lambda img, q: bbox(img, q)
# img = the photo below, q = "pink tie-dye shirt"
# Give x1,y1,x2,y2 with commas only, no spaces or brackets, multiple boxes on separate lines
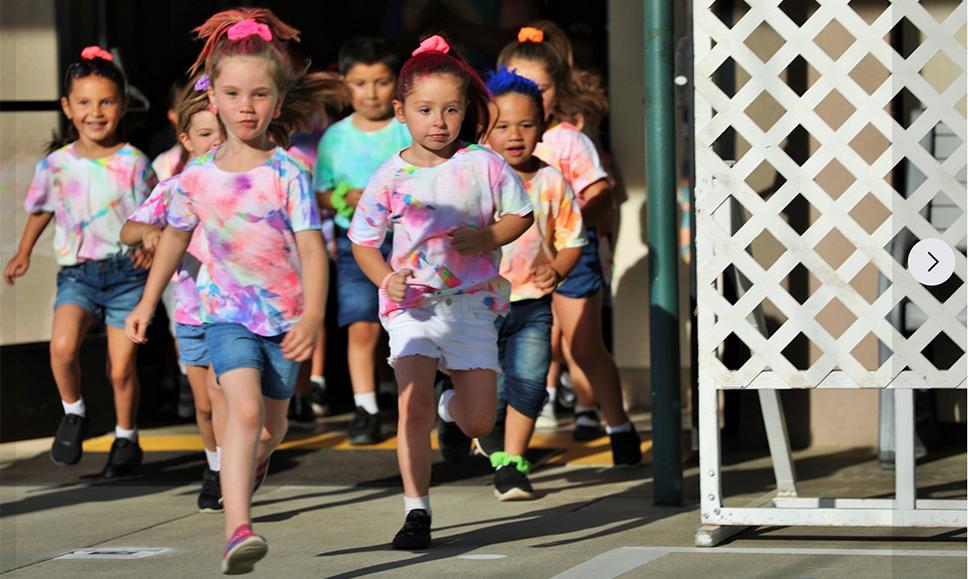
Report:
127,177,205,326
348,143,532,319
152,144,184,181
500,165,587,301
166,147,321,336
25,143,157,266
533,122,608,203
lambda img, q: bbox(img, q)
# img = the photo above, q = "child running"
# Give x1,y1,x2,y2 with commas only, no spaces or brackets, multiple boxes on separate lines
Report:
125,8,343,574
120,75,225,512
499,26,642,466
315,36,411,445
349,35,533,549
476,67,586,499
4,46,156,477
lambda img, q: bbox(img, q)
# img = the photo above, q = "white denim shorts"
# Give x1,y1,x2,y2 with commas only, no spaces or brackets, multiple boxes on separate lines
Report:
383,294,501,373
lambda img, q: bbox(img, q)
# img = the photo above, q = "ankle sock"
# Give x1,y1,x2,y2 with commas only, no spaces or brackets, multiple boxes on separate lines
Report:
205,448,221,472
115,426,137,441
605,421,633,435
310,375,326,388
574,405,599,427
437,389,455,423
62,398,86,417
354,392,378,415
545,387,557,406
403,495,431,517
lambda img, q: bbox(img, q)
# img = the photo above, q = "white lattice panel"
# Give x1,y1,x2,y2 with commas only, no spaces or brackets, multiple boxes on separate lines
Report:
695,0,967,390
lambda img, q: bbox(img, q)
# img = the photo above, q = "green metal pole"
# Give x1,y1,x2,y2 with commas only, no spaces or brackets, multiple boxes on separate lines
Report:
645,0,683,506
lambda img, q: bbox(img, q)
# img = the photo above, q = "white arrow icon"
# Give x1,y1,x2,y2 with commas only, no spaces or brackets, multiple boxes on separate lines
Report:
908,239,955,286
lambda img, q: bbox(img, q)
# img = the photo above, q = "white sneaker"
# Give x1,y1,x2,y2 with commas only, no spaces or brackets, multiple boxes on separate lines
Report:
535,398,559,429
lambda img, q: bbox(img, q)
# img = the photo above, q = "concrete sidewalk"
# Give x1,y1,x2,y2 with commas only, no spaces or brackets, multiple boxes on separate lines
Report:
0,431,965,578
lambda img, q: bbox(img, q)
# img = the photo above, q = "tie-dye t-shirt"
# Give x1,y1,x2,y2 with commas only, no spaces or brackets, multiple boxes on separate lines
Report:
314,115,412,195
127,176,205,326
152,144,184,181
166,147,321,336
533,122,608,203
500,165,587,301
348,143,532,319
25,143,156,266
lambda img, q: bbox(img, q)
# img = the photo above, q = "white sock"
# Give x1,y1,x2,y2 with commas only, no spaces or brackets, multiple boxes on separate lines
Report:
310,375,326,388
354,392,379,415
545,387,557,406
115,426,137,441
62,398,86,417
403,495,431,517
605,421,633,435
437,389,455,423
575,405,599,427
205,448,220,472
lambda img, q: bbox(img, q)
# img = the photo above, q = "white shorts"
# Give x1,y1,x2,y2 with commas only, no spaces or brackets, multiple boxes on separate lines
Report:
383,294,501,373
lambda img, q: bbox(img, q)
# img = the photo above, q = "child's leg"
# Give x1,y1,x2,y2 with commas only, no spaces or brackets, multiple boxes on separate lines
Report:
394,356,438,499
217,368,264,538
448,369,497,439
186,365,217,452
553,291,629,428
311,327,326,378
105,326,140,430
257,397,289,464
546,317,563,392
501,302,553,456
347,321,381,399
49,305,93,405
207,368,227,449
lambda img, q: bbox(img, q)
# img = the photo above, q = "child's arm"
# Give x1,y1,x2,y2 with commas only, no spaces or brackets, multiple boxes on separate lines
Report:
575,180,614,229
532,247,582,294
125,225,192,343
450,213,534,256
352,244,412,303
280,230,328,362
3,212,53,285
120,222,163,253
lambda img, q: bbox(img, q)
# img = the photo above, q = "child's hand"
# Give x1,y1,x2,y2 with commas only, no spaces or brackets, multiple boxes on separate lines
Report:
142,227,162,253
450,226,492,256
346,188,364,208
383,269,414,303
125,302,154,344
3,253,30,286
129,247,153,270
280,317,319,361
531,264,562,294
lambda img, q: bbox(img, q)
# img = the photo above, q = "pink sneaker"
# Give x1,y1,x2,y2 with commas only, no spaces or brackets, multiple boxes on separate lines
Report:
221,524,267,575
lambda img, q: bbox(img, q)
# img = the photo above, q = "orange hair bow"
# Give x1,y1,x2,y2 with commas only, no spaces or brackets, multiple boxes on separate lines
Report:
517,26,544,44
80,46,113,62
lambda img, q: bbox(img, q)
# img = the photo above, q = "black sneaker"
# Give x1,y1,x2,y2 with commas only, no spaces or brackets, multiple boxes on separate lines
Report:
348,406,381,445
101,437,144,478
610,428,643,467
198,468,223,513
392,509,431,550
474,420,504,458
435,379,471,463
50,413,88,466
494,465,535,501
573,410,605,441
288,395,316,429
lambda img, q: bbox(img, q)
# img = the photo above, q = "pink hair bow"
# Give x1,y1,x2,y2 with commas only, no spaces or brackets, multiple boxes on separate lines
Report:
227,19,273,42
80,46,113,62
412,35,450,56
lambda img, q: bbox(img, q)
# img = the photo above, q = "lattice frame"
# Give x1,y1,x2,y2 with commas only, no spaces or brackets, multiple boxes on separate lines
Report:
695,0,967,390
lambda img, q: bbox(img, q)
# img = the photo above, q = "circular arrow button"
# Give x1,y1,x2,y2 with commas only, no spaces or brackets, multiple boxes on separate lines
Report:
907,238,955,286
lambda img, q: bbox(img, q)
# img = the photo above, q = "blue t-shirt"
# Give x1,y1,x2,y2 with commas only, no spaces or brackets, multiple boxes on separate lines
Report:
313,115,412,192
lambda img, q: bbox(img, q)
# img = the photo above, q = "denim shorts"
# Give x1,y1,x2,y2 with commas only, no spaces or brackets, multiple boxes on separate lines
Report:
175,323,209,367
495,296,553,421
204,323,300,400
335,227,391,327
54,255,147,329
555,228,604,299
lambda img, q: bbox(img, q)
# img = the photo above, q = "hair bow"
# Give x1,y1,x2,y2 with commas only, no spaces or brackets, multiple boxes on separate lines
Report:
227,19,273,42
517,26,544,44
412,35,450,56
193,74,210,92
80,46,113,62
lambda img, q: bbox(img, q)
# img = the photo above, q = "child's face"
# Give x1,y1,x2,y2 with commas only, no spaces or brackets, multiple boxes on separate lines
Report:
179,110,222,158
61,75,125,145
345,62,396,121
394,73,466,156
506,58,555,121
487,93,541,170
209,56,280,145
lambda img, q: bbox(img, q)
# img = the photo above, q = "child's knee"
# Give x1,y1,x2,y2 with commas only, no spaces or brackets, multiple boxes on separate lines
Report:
459,414,495,438
108,364,136,387
398,397,436,432
49,337,79,364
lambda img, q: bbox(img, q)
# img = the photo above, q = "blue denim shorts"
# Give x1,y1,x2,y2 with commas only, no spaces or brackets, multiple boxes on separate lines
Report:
555,228,604,299
495,296,553,421
54,255,147,328
203,323,299,400
175,323,209,367
335,228,391,327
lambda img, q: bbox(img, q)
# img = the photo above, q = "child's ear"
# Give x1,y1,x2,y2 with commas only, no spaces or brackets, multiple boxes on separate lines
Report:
392,99,406,124
60,96,72,120
178,132,194,154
